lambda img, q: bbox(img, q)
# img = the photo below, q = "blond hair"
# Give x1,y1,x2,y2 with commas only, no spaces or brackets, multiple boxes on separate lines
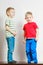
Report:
25,11,32,18
6,7,14,16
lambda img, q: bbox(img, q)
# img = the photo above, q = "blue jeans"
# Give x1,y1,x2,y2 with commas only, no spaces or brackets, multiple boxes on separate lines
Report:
26,39,38,64
6,37,15,62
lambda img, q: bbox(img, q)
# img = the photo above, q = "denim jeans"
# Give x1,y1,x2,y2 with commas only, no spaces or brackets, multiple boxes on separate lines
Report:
6,37,15,62
26,39,38,64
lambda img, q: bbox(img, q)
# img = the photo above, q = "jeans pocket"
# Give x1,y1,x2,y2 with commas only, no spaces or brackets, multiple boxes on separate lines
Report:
34,39,37,43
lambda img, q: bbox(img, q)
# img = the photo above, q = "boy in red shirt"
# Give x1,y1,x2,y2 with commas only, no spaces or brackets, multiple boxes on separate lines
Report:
23,12,39,64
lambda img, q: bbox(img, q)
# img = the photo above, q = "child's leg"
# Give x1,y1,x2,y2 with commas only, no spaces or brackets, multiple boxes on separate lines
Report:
31,39,38,63
6,37,15,62
26,39,31,63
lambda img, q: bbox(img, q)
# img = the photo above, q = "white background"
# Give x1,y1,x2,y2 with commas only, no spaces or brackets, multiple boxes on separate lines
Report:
0,0,43,63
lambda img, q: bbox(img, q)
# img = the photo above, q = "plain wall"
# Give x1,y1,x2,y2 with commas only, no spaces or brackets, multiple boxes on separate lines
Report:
0,0,43,63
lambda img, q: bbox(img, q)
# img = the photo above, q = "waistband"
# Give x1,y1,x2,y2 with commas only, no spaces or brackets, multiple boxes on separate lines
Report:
26,38,35,40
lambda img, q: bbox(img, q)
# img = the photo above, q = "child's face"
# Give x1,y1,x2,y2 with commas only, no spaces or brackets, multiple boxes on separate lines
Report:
8,9,15,18
25,14,33,22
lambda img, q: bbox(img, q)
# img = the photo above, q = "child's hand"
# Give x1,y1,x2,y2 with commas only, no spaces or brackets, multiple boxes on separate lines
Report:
23,39,26,43
13,32,16,36
35,37,38,41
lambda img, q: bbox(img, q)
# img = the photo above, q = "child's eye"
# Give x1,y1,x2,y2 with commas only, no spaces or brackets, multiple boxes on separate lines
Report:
30,17,31,18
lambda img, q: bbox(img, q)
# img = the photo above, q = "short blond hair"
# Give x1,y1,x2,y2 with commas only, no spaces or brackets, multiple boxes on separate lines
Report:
6,7,14,16
25,11,33,18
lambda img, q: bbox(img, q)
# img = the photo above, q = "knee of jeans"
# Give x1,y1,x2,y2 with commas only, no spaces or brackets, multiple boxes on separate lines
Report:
26,51,30,56
8,49,14,53
31,50,36,54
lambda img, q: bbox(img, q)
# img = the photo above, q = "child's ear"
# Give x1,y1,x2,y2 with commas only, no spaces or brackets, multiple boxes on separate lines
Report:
25,17,26,19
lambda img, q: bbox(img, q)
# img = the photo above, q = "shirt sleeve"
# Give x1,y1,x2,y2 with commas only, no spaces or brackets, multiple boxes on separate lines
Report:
33,22,38,29
5,19,9,26
23,25,25,31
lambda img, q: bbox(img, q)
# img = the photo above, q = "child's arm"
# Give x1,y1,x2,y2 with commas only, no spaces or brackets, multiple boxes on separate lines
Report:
23,31,26,43
36,28,39,41
6,25,16,36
